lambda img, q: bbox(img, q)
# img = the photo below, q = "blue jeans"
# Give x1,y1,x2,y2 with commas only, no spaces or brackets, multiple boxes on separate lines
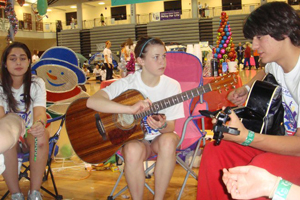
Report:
244,57,251,69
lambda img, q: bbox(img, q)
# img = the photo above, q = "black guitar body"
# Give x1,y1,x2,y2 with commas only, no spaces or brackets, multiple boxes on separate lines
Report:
234,74,285,135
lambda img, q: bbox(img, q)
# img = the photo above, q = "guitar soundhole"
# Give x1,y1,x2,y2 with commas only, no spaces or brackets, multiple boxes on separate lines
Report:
113,113,136,130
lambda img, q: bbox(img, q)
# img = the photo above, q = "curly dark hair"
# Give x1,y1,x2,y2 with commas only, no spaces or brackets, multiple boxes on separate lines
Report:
0,42,32,112
243,2,300,46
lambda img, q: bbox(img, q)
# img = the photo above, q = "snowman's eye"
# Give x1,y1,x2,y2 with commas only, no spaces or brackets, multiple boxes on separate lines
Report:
49,70,52,73
61,72,64,75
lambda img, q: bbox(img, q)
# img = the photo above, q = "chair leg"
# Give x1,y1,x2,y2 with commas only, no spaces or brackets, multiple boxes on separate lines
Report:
107,168,127,199
1,190,10,200
40,165,63,200
176,137,203,199
108,157,156,199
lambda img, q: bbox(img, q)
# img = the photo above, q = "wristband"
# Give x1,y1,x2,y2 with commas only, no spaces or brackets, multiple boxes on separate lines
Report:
272,178,292,200
158,122,167,130
269,177,281,198
36,119,45,127
244,85,250,92
241,130,255,146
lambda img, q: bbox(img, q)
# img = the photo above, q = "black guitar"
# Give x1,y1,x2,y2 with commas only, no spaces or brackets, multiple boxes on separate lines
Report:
234,73,285,135
200,74,285,135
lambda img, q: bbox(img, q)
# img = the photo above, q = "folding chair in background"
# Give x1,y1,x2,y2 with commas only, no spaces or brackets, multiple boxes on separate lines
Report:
108,51,209,200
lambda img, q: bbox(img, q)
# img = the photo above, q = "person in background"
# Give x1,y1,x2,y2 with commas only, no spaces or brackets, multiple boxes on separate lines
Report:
125,38,135,62
197,2,300,199
31,50,39,64
93,64,102,82
243,42,251,70
235,42,244,68
119,42,127,77
82,65,90,80
103,41,113,80
253,49,260,69
87,36,184,199
100,13,105,26
125,38,136,73
223,165,300,200
100,65,106,81
0,42,48,200
70,16,75,29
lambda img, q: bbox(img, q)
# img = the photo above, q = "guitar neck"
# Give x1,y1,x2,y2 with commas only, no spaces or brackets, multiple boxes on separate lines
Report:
134,84,211,120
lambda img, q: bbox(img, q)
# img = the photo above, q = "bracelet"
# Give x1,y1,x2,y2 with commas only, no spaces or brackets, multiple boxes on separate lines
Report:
244,85,250,92
272,178,292,200
36,119,45,127
241,130,255,146
158,122,167,130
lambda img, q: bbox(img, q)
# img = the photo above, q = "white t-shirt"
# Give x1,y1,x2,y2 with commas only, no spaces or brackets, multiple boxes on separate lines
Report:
0,76,46,128
103,70,185,140
0,154,4,175
265,56,300,136
82,69,89,76
32,54,39,63
102,69,106,81
103,48,112,64
93,68,102,77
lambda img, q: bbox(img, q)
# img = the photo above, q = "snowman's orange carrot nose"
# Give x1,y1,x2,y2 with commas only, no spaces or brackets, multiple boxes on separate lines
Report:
47,72,57,80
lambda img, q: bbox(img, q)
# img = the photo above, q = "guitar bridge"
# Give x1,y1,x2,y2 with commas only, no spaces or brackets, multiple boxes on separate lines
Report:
95,114,107,141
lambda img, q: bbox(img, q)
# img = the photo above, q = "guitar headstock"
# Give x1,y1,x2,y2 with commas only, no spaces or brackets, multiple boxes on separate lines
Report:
210,73,238,92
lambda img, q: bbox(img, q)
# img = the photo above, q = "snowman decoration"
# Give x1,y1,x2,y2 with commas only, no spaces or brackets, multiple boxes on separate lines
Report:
32,46,89,118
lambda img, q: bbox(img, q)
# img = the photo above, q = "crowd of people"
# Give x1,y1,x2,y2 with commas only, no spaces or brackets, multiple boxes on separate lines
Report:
235,41,262,70
1,2,300,200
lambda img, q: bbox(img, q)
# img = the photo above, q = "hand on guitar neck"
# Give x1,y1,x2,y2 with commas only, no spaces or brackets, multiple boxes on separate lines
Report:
227,85,249,106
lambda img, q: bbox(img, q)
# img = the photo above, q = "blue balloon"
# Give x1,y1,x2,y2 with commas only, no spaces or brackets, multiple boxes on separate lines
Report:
226,32,230,36
221,40,225,44
214,53,218,58
216,48,220,53
224,28,228,32
225,25,228,28
223,36,227,40
219,44,223,48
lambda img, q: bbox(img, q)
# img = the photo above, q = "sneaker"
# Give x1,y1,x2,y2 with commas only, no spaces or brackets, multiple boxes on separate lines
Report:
27,190,42,200
11,193,25,200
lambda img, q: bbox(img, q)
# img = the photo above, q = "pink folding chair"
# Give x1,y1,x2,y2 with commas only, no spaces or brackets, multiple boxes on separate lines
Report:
108,51,208,200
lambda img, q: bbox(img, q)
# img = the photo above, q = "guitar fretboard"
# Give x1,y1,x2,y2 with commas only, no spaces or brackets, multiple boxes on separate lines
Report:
134,84,211,120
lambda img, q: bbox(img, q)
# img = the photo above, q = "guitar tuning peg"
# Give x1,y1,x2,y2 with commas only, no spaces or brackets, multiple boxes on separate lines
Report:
232,85,236,89
219,89,222,94
225,87,229,91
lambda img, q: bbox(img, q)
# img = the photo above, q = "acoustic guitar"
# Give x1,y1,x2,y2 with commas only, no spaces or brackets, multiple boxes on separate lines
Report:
65,74,237,164
234,73,285,135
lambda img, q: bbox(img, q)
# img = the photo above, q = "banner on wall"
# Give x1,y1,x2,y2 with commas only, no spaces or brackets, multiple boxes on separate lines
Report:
111,0,161,6
160,10,181,21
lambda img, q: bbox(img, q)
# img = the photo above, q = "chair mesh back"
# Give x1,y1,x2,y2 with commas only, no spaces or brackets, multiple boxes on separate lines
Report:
164,52,204,149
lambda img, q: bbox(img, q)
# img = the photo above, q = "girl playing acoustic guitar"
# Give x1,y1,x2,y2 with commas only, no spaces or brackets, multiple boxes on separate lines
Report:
87,37,184,200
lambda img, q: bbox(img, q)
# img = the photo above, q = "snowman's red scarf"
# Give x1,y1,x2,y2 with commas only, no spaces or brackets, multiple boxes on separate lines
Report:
47,86,81,102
